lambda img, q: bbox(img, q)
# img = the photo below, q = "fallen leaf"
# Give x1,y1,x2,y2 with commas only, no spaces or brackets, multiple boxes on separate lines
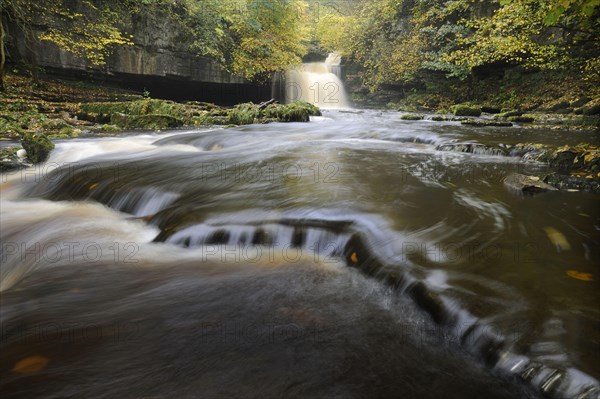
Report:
544,227,571,251
89,183,98,190
566,270,593,281
350,252,358,263
12,356,49,374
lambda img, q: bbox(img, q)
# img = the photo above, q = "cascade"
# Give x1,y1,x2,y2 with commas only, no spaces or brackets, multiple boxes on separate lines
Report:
283,52,350,108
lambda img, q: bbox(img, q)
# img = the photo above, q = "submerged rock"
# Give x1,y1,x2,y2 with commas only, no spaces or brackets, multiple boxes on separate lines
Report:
508,115,536,123
461,119,513,127
0,147,31,172
400,114,424,120
544,173,600,192
436,142,506,156
504,173,558,194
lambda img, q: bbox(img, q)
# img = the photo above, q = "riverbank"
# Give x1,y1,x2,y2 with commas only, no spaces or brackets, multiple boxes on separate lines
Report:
346,67,600,132
0,73,320,140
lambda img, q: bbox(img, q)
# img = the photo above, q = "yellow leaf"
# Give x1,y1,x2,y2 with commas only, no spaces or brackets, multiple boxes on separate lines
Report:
89,183,98,190
544,227,571,251
12,356,49,374
350,252,358,263
566,270,593,281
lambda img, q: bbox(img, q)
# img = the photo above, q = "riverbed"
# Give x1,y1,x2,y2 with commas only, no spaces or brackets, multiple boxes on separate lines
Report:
1,110,598,398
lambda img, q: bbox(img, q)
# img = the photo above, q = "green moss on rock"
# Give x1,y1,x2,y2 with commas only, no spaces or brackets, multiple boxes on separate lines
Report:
20,133,55,163
400,114,424,120
461,119,513,127
227,101,321,125
453,104,482,117
111,113,184,130
508,115,535,123
228,103,261,125
496,110,523,118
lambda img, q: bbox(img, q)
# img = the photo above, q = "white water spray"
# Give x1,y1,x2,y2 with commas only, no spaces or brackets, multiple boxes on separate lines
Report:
285,53,350,109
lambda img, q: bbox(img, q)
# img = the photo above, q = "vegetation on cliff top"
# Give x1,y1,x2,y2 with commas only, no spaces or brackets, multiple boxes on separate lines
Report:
315,0,599,90
0,0,311,87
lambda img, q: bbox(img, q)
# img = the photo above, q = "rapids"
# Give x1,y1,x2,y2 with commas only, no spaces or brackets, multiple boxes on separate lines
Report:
1,109,598,398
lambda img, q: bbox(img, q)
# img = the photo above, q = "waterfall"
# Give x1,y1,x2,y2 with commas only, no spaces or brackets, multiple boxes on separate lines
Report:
284,52,350,109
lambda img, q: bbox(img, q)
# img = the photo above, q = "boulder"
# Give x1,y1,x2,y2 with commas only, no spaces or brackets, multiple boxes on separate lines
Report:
504,173,558,194
453,105,482,117
19,133,55,163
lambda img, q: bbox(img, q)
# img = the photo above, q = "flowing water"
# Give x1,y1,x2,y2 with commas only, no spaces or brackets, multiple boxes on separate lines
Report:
284,53,350,108
1,110,599,398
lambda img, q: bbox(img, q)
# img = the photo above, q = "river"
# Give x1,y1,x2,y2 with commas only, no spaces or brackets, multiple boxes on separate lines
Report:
1,109,598,398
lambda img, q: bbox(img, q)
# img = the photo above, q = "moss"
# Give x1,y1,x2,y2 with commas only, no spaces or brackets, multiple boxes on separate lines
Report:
481,106,502,114
401,114,424,120
431,115,448,121
461,119,513,127
582,104,600,115
226,101,321,125
0,146,27,172
265,101,320,122
80,102,131,116
60,126,78,136
452,104,482,117
41,118,71,131
508,115,535,123
111,114,184,130
496,110,523,118
227,103,261,125
100,124,121,132
20,133,55,163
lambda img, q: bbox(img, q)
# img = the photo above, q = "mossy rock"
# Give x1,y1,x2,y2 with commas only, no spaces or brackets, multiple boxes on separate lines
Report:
461,119,513,127
19,133,55,163
508,115,535,123
227,103,261,125
481,106,502,114
496,110,523,118
111,113,184,130
582,103,600,116
570,97,590,108
100,124,122,133
452,104,482,117
400,114,424,120
541,100,570,112
80,102,131,115
262,101,321,123
41,118,71,131
0,146,28,172
431,115,449,121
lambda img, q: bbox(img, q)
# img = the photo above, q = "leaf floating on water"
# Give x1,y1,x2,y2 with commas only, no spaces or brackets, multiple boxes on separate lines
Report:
89,183,98,190
350,252,358,263
544,227,571,251
12,356,49,374
566,270,593,281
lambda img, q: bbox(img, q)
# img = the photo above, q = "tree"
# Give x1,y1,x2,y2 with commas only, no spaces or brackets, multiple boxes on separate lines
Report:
313,0,600,90
227,0,310,79
139,0,311,80
0,0,134,90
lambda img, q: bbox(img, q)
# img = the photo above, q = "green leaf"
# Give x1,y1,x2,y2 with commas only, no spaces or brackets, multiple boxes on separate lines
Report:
544,6,565,26
581,0,600,16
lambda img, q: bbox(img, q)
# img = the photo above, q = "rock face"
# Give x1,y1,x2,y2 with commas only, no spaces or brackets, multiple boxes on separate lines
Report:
504,173,558,194
7,9,270,103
